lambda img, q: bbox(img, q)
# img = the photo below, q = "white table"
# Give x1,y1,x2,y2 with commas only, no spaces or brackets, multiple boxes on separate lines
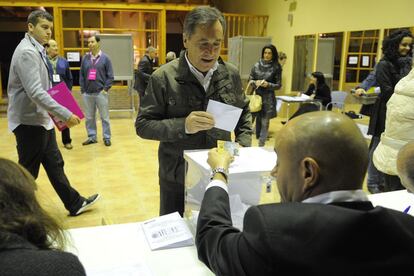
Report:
66,222,213,276
368,189,414,215
276,95,323,121
356,123,372,140
65,190,413,276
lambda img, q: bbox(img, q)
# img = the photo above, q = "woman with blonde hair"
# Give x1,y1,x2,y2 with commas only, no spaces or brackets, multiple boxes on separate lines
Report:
0,158,86,275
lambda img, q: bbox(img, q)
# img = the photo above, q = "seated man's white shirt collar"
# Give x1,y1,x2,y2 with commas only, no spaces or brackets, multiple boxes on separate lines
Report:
302,190,369,204
185,52,218,92
206,180,228,193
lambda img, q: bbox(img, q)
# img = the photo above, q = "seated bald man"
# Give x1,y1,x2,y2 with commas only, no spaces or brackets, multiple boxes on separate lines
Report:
196,111,414,276
397,141,414,192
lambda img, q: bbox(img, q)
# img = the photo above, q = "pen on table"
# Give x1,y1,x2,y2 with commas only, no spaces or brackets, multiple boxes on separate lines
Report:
403,205,411,214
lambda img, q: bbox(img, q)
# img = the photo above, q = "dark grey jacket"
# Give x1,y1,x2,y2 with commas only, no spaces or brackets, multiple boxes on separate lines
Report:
136,51,252,185
134,54,154,96
0,231,86,276
249,59,282,118
79,52,114,94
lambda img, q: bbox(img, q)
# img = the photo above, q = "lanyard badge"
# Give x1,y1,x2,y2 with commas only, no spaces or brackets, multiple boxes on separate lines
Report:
88,69,97,80
88,53,100,81
53,74,61,82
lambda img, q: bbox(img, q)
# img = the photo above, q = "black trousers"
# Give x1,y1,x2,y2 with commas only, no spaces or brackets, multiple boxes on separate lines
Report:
159,181,184,217
383,173,405,192
61,128,72,145
13,125,83,213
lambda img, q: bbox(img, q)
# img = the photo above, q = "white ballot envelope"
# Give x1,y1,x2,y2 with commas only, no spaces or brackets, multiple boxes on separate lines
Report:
206,99,243,132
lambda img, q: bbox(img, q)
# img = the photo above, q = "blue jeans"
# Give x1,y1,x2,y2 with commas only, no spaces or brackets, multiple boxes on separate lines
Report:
82,92,111,140
367,136,384,192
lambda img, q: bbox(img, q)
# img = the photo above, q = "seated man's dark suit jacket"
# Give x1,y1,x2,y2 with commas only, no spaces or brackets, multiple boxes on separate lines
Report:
196,186,414,276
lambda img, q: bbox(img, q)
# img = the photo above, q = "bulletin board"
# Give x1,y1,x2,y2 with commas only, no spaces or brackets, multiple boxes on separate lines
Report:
99,34,134,81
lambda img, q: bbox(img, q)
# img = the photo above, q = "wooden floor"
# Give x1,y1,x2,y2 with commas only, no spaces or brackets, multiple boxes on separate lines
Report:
0,103,368,230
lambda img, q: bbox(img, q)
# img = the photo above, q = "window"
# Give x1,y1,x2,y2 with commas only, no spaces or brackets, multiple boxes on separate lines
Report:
60,9,161,86
345,29,379,85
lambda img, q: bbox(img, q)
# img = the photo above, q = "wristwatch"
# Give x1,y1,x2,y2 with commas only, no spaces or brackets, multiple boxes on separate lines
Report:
210,167,229,182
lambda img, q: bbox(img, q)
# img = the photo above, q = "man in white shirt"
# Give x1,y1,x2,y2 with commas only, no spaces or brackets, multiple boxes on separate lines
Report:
7,10,99,216
196,111,414,275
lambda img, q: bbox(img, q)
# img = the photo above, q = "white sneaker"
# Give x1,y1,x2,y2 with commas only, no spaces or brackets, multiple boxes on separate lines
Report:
70,194,100,216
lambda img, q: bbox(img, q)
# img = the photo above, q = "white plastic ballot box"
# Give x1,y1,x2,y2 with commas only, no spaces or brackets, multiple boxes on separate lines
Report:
184,147,277,230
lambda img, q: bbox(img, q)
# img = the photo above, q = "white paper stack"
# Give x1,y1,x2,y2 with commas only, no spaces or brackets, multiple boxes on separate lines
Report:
142,212,194,250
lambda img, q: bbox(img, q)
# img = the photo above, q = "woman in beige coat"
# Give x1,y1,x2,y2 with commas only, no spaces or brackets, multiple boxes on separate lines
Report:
373,64,414,191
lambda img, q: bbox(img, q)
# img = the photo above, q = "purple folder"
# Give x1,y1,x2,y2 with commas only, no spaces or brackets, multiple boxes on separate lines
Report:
47,82,84,131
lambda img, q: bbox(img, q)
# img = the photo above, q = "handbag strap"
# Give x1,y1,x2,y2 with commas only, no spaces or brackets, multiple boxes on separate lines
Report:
245,80,265,96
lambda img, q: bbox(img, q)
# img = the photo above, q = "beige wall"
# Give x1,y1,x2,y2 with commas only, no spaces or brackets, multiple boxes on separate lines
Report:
220,0,414,92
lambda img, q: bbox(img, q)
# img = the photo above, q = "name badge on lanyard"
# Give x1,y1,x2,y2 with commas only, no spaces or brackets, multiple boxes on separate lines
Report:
88,69,97,80
88,54,100,81
53,74,61,83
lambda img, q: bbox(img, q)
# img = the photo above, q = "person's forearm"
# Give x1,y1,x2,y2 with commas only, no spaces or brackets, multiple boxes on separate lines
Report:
135,115,189,142
234,107,253,147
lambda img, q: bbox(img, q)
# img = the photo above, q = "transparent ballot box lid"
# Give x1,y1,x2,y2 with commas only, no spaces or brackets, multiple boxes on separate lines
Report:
184,147,277,230
351,88,379,105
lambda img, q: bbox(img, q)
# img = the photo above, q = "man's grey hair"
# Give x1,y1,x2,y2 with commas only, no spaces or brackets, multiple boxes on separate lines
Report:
27,10,53,26
183,6,226,38
166,51,176,62
146,46,157,54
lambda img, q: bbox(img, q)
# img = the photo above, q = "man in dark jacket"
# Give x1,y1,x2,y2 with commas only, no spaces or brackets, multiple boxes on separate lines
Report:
135,6,252,216
46,39,74,150
196,111,414,276
134,46,156,98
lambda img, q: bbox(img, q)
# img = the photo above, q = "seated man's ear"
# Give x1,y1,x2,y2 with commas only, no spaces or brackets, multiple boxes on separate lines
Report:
183,34,188,47
300,157,320,194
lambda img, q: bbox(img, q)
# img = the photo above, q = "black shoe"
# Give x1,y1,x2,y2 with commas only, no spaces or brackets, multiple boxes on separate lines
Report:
82,138,97,146
104,139,111,146
69,194,100,216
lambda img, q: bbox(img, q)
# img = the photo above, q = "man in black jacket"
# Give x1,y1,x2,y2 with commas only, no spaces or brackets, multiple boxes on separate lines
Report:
136,7,252,216
134,46,156,98
196,111,414,276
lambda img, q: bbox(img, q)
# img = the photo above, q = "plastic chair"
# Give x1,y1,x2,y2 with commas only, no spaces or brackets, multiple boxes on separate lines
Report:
326,91,348,112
